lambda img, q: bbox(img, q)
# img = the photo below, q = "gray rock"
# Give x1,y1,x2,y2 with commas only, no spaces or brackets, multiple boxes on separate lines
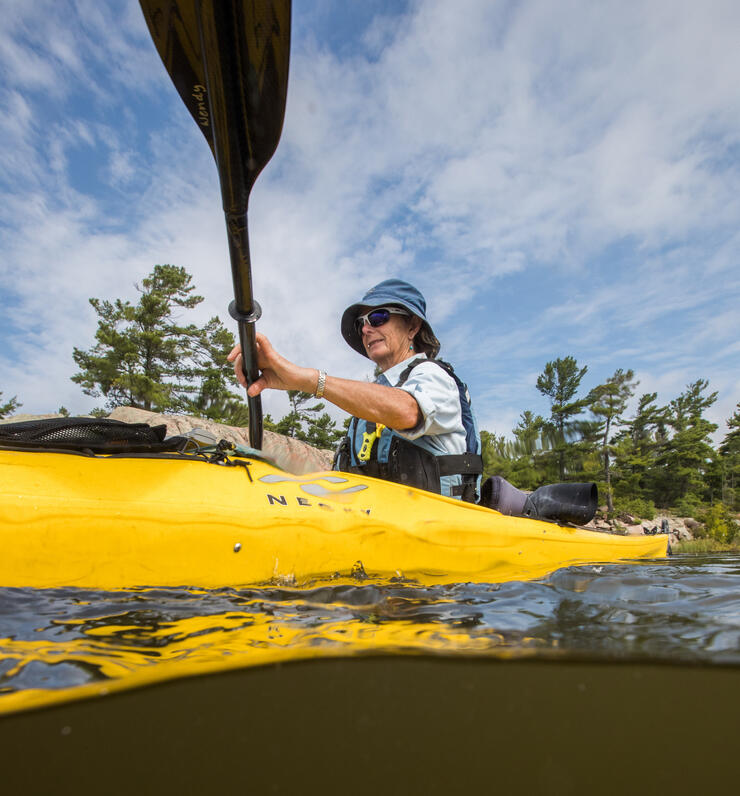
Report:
0,413,67,424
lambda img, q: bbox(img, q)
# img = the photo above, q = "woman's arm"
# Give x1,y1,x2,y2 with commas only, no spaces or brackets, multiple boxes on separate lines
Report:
318,374,421,430
228,334,421,430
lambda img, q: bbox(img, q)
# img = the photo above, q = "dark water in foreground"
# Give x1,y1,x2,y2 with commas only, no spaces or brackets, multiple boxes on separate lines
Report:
1,553,739,701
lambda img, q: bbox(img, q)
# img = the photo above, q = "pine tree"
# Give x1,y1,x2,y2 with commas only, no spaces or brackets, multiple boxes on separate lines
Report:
612,392,668,501
719,402,740,509
480,430,515,481
536,356,590,480
270,391,344,448
188,389,250,427
509,411,551,489
512,410,545,455
720,403,740,457
0,392,21,419
271,391,317,438
302,412,345,449
72,265,243,415
589,369,638,512
184,317,249,423
656,380,718,506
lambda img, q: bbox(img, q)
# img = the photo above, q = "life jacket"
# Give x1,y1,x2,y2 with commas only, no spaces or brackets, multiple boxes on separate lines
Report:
333,357,483,501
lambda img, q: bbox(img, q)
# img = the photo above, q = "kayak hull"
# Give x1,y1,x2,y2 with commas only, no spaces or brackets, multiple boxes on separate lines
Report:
0,449,668,589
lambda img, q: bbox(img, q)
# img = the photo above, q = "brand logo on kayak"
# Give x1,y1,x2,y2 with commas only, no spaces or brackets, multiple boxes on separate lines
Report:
192,84,209,128
258,474,368,506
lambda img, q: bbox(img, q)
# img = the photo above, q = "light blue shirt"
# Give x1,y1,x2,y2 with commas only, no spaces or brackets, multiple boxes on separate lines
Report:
378,354,466,497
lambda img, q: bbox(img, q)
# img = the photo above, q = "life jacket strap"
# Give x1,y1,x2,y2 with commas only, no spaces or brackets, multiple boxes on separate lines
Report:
437,452,483,477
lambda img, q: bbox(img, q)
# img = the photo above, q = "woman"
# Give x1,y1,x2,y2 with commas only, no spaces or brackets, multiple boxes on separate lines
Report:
229,279,482,500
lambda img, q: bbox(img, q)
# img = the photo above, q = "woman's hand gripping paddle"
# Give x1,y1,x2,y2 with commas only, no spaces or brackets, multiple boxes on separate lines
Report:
139,0,291,449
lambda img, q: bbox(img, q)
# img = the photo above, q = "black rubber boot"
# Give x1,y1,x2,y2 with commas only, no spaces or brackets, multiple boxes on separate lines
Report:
522,483,598,526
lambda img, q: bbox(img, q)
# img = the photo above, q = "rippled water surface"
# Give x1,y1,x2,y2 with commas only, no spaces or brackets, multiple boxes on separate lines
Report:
1,553,739,710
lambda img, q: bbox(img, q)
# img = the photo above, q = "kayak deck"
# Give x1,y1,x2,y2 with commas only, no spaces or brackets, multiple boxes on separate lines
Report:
0,449,668,589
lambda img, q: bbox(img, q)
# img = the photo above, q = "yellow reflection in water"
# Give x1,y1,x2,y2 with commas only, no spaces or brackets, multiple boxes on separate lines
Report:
0,597,551,716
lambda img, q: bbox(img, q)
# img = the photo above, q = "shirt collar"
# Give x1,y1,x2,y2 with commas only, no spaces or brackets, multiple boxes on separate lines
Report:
378,352,428,384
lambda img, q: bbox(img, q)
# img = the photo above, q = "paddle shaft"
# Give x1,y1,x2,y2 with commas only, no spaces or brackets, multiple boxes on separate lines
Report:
225,210,263,449
198,1,266,448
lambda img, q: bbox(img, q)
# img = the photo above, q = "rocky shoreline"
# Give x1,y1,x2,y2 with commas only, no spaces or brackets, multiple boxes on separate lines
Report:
584,512,694,549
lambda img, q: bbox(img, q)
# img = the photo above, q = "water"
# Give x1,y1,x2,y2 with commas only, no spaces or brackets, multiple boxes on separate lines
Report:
1,552,738,712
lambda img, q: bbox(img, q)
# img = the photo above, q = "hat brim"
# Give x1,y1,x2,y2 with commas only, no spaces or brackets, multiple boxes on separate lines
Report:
341,299,439,359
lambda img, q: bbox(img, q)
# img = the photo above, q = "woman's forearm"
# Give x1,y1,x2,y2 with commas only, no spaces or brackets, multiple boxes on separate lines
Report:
290,366,420,429
320,373,421,430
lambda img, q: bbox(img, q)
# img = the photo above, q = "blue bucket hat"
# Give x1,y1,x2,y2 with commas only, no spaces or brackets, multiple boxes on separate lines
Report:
341,278,440,359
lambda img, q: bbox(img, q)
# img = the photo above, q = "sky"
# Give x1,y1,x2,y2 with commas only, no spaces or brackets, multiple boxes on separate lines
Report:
1,0,738,443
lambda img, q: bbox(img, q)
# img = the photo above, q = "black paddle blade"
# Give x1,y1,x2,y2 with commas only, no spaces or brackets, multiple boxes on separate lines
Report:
140,0,291,211
198,0,291,211
139,0,216,153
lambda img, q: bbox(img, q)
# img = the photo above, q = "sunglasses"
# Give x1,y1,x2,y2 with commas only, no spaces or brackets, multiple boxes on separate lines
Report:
355,306,410,331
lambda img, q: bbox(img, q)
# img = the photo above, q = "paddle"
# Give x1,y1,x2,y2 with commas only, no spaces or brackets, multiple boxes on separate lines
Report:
139,0,291,449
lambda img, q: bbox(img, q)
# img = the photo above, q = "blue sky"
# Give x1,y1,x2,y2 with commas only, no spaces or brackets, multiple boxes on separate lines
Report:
1,0,738,442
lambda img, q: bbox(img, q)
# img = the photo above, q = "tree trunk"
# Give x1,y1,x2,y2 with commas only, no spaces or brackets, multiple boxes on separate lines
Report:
603,419,613,513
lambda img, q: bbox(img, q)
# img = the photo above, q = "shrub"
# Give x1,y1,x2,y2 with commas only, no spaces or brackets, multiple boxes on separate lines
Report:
698,504,739,544
612,497,656,521
672,496,704,519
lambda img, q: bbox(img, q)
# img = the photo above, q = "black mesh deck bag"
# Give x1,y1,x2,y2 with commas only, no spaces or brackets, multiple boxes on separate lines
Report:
0,417,186,454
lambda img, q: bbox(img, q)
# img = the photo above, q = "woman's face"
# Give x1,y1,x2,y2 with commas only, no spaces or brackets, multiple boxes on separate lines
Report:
359,308,421,370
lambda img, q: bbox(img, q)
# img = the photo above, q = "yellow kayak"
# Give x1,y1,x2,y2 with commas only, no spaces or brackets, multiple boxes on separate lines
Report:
0,447,667,589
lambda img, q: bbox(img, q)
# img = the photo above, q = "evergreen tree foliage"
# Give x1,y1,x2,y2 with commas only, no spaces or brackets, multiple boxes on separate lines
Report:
509,411,552,489
611,392,668,502
589,368,638,511
512,410,545,454
654,380,718,506
536,356,590,480
480,430,514,482
273,390,344,449
71,265,245,416
189,390,250,427
719,403,740,509
185,319,249,425
720,403,740,456
302,411,345,449
475,367,732,518
0,392,21,419
271,391,317,438
480,413,555,490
